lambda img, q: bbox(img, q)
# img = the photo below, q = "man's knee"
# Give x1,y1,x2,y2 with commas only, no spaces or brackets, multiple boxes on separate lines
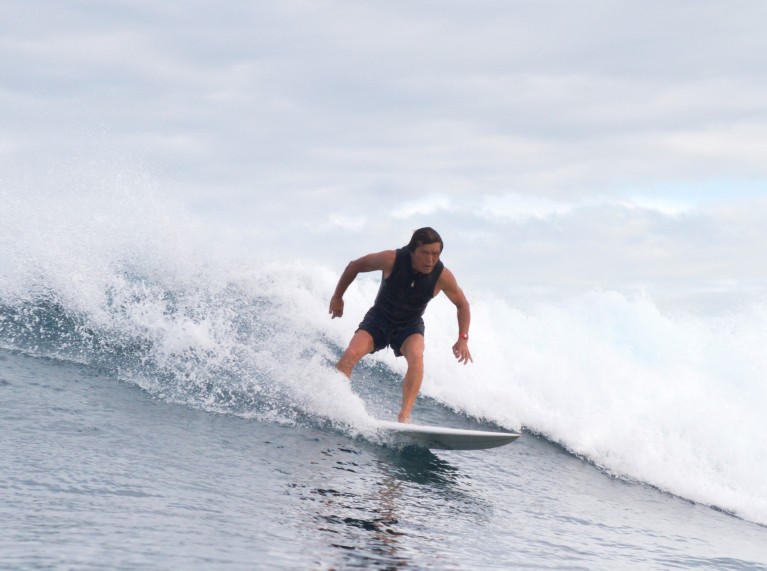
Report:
401,334,425,363
341,345,366,364
342,331,374,362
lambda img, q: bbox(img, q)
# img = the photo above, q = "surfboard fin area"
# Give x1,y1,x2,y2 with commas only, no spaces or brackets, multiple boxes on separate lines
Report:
376,420,521,451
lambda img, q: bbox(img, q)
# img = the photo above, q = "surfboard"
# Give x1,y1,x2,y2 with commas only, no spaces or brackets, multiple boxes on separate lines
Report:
377,420,520,451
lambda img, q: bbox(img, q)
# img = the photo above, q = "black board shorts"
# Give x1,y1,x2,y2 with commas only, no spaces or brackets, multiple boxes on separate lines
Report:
357,306,425,357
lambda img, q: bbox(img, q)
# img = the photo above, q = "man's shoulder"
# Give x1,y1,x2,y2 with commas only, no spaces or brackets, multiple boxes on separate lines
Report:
358,249,396,272
376,249,398,262
436,265,457,285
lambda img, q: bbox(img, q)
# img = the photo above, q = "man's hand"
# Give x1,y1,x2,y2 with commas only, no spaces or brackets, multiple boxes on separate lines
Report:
329,296,344,319
452,338,473,364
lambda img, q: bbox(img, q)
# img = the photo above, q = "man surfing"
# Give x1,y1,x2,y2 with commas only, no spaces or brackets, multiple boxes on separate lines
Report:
329,227,472,423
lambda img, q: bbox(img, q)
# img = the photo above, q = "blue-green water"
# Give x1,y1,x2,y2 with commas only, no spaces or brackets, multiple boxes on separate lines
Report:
2,348,765,570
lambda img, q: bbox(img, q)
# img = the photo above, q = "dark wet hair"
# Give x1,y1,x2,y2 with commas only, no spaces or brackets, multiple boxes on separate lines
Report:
407,227,443,252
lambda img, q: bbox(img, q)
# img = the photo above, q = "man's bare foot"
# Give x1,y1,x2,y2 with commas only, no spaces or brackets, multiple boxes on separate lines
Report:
397,411,410,423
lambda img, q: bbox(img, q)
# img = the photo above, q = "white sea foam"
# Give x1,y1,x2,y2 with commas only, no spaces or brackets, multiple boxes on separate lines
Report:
0,173,372,431
417,289,767,527
2,176,765,526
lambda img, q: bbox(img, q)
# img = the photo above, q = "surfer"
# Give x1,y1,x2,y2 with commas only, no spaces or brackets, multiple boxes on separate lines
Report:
329,227,472,423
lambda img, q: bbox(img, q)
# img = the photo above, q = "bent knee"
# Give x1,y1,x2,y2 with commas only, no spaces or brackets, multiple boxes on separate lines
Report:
341,346,368,363
343,332,374,361
401,340,424,362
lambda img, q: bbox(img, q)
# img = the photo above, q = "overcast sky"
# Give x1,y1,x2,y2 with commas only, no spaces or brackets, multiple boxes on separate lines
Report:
3,1,767,297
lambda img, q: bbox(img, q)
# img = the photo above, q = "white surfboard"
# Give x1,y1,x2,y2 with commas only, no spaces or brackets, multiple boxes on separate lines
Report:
377,420,520,451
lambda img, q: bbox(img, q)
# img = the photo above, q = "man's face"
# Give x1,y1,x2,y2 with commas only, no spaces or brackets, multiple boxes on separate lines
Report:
411,242,442,274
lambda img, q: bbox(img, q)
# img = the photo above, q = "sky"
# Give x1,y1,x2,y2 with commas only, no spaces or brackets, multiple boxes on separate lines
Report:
2,0,767,297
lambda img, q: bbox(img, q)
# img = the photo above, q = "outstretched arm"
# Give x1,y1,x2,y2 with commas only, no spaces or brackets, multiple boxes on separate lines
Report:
438,268,473,364
329,250,395,318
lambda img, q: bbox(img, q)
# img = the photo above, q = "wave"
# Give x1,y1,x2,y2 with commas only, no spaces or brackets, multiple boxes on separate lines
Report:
0,178,372,430
1,179,766,527
419,289,767,527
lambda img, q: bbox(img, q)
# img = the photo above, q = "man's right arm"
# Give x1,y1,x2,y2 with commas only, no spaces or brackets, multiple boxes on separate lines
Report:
329,250,395,319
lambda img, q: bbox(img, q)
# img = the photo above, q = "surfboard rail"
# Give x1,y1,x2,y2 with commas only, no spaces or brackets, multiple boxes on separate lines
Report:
377,420,521,451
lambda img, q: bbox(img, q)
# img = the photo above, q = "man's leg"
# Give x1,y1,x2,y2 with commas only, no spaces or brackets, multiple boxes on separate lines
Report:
397,334,425,423
336,330,375,377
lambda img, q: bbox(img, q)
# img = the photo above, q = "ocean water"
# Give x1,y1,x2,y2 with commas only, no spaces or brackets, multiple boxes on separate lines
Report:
2,186,767,569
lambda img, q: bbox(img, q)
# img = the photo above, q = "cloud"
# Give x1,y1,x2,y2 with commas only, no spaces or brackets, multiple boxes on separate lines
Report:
477,194,573,221
3,0,767,293
391,195,452,219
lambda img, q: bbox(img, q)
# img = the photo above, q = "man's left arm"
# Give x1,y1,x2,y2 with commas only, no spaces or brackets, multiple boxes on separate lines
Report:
439,268,473,365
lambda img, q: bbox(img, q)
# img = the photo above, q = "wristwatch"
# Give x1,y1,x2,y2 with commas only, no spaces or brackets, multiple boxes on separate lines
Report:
459,332,469,340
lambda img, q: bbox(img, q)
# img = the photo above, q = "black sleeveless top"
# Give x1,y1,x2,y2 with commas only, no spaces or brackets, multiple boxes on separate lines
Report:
372,247,444,325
